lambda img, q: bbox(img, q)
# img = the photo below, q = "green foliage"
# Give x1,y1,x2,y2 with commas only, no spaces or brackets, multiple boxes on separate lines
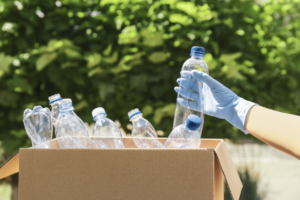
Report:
0,0,300,153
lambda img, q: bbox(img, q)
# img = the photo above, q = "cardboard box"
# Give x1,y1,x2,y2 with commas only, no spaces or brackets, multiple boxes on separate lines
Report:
0,138,242,200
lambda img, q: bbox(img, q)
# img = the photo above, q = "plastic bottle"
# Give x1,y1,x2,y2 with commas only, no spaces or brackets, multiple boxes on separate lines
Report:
165,114,202,148
23,106,53,148
48,93,63,126
173,46,208,134
92,107,124,148
55,99,97,148
128,108,164,148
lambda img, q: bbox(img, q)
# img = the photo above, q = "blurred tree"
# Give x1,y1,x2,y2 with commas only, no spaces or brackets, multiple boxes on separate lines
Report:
0,0,300,155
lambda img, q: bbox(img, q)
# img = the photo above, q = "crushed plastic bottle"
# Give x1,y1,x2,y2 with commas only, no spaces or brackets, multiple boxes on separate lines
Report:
23,106,53,148
173,46,208,134
55,99,98,148
92,107,123,148
165,114,202,148
128,108,164,148
48,93,63,126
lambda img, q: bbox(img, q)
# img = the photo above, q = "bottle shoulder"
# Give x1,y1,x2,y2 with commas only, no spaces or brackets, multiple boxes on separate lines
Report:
95,118,118,128
182,57,208,73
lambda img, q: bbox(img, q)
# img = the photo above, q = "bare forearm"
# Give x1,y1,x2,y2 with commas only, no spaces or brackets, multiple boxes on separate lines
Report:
245,106,300,160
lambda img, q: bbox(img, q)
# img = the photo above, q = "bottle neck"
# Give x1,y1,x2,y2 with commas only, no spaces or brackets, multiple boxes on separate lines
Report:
130,114,143,121
94,113,107,121
59,110,75,117
191,55,203,60
50,102,60,108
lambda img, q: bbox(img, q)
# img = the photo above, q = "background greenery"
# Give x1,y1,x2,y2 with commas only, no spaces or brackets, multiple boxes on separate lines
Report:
0,0,300,156
1,0,300,199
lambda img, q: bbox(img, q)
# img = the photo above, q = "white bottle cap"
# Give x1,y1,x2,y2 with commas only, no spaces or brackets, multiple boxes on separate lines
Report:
49,93,62,104
128,108,142,120
92,107,106,118
61,98,72,104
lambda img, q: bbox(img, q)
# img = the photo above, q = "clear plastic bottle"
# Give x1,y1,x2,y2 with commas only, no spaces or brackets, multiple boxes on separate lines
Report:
23,106,53,148
48,93,63,126
55,99,97,148
165,114,202,148
173,46,208,134
128,108,164,148
92,107,124,148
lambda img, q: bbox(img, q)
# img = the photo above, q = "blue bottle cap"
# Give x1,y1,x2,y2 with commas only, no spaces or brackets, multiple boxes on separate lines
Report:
185,114,202,131
190,46,205,58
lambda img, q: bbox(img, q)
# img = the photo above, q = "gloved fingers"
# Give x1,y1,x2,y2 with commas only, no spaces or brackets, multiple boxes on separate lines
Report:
174,87,199,102
177,98,199,111
176,78,199,93
191,70,221,89
180,71,198,82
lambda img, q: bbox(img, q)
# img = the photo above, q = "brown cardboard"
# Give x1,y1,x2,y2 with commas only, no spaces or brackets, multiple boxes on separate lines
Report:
0,138,242,200
0,152,19,179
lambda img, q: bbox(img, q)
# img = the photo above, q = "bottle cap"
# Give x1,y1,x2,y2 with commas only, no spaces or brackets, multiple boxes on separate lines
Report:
190,46,205,58
59,99,74,111
49,93,62,104
128,108,142,120
185,114,202,131
92,107,106,118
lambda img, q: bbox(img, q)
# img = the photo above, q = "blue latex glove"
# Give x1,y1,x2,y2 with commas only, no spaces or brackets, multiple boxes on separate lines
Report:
174,70,257,134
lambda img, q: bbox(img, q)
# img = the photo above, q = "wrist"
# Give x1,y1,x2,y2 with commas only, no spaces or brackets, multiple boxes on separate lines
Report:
227,98,257,134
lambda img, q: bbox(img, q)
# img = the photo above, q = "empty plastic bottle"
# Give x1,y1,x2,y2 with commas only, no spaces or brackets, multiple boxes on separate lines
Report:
55,99,97,148
92,107,124,148
128,108,164,148
165,114,202,148
23,106,53,148
48,93,63,126
173,46,208,134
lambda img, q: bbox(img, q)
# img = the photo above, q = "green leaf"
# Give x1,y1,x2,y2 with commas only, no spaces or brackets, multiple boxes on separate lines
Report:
142,105,153,117
74,100,89,111
153,104,176,124
176,2,197,16
88,68,104,77
141,29,164,47
61,62,78,69
64,48,81,58
104,51,118,64
118,26,140,45
103,43,113,56
220,52,242,63
148,52,168,63
169,14,193,26
0,53,14,73
36,53,58,71
85,53,102,68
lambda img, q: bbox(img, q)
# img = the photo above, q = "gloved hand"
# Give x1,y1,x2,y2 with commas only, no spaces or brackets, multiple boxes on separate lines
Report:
175,70,257,134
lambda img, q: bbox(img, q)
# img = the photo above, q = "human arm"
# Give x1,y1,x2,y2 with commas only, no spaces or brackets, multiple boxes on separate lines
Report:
245,106,300,159
175,70,300,160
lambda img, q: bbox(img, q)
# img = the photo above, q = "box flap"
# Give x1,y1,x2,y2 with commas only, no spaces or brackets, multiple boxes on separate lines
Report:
0,152,19,179
214,139,242,200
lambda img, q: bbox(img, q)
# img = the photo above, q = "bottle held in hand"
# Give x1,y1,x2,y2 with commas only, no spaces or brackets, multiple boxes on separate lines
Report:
165,114,202,148
92,107,123,148
173,46,208,134
23,106,53,148
55,99,97,148
48,93,63,126
128,108,164,148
